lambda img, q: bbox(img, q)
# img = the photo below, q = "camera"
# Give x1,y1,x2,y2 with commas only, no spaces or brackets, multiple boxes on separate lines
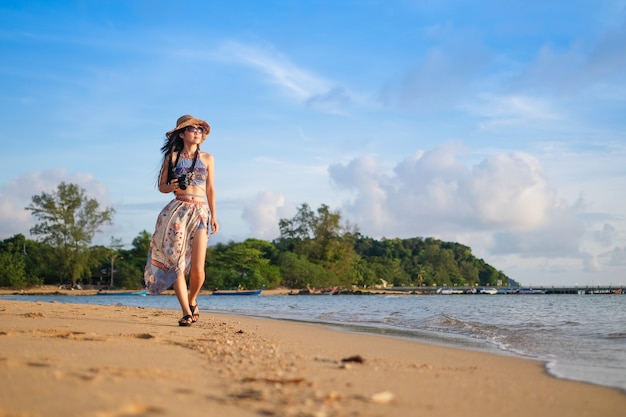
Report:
177,174,190,190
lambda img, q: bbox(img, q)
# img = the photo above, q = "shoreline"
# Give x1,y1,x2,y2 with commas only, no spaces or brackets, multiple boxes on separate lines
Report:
0,285,293,297
1,299,624,416
3,283,624,298
0,285,394,297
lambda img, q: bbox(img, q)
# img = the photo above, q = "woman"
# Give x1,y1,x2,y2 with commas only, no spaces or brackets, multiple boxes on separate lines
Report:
144,114,219,326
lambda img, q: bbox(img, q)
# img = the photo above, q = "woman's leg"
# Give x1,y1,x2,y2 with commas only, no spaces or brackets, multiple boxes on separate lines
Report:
188,227,208,319
173,274,192,317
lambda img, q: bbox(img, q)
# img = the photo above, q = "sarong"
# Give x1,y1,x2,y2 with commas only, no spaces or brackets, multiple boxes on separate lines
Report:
144,197,210,295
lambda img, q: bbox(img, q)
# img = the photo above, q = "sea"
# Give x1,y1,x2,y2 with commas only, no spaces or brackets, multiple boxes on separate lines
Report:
2,293,625,393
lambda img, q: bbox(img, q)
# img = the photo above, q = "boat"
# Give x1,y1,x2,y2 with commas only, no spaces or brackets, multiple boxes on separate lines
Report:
515,288,546,294
497,288,517,294
479,287,498,295
437,287,464,294
97,290,147,296
212,288,263,296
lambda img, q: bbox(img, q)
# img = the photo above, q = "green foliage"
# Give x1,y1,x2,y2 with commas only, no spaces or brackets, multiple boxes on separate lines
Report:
25,182,114,286
275,203,361,288
366,257,411,287
205,239,281,290
131,230,151,257
28,243,63,284
0,235,43,287
4,192,510,290
0,252,28,287
353,236,504,287
114,261,144,289
87,233,149,289
276,251,336,288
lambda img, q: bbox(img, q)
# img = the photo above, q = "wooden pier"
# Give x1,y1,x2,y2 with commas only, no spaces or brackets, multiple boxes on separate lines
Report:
374,285,625,295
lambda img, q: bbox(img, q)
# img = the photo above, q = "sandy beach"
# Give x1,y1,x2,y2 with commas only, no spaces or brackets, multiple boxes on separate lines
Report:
1,298,624,417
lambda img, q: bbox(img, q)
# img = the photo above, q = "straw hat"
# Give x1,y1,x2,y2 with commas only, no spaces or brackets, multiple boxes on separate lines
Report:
166,114,210,137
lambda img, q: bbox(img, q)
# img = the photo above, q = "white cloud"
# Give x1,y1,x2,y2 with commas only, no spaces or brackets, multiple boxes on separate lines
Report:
219,40,351,114
464,151,559,229
0,170,113,241
329,155,391,231
241,191,295,241
602,246,626,267
325,140,626,285
330,143,580,253
490,208,584,257
583,252,602,273
595,223,617,247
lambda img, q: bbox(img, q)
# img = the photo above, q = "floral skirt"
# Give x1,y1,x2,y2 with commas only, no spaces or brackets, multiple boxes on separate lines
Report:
144,197,210,295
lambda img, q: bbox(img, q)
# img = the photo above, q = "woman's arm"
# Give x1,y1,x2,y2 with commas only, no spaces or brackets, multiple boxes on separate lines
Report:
157,153,178,194
203,152,219,234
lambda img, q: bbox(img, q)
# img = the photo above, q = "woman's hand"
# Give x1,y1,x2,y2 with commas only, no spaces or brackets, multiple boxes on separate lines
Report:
159,179,178,194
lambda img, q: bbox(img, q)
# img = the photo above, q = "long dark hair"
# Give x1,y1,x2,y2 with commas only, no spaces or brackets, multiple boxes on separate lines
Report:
160,131,185,155
156,130,185,185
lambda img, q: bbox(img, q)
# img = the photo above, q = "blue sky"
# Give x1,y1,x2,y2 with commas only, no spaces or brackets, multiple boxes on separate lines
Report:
1,0,625,286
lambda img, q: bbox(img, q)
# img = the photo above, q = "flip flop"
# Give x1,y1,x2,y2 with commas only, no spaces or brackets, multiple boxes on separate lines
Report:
190,304,199,322
178,315,193,326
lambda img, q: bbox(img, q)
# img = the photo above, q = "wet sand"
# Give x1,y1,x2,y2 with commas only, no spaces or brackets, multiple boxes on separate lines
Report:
0,299,624,417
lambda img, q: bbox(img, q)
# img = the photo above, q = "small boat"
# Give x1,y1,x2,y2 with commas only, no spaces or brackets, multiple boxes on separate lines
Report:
515,288,546,294
480,287,498,295
212,288,263,296
437,287,464,294
97,290,147,296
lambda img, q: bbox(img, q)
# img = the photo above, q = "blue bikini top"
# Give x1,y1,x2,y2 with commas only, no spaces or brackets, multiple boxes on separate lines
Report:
171,152,208,189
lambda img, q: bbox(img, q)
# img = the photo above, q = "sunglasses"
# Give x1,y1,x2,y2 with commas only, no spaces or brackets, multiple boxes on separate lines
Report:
185,126,205,134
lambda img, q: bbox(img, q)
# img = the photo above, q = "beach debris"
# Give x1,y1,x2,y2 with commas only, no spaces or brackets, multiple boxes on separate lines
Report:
341,355,365,364
370,391,394,404
241,376,306,385
231,387,266,400
21,312,46,318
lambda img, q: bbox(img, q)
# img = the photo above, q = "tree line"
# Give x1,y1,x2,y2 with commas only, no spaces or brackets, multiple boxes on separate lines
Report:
0,183,509,290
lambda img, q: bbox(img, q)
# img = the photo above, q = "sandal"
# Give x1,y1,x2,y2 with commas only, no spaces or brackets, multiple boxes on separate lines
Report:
190,304,199,322
178,315,193,327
